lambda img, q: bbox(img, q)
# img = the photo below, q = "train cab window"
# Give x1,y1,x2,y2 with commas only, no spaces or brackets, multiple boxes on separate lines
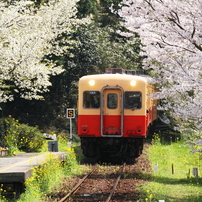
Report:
107,93,118,109
83,91,100,108
124,91,142,109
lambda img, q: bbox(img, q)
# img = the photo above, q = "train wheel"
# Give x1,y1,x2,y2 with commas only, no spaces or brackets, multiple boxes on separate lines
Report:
134,139,143,157
134,140,140,157
96,144,101,160
81,138,96,158
139,139,144,155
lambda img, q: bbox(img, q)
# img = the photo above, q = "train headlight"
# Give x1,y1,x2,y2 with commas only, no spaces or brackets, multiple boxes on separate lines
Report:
89,79,95,86
130,80,136,86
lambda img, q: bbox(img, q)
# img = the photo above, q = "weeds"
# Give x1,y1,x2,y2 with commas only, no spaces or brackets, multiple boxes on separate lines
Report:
18,153,65,202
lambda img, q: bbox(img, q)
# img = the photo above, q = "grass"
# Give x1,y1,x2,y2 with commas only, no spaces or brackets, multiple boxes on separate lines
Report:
138,136,202,202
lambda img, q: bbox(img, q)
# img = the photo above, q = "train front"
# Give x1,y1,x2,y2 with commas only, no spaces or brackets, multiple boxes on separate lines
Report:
77,73,149,159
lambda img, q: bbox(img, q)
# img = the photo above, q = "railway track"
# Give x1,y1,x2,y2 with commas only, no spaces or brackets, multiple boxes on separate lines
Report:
45,144,151,202
58,163,126,202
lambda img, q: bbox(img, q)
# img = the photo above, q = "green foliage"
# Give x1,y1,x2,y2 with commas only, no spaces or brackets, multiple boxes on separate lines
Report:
70,24,102,73
57,134,78,172
77,0,123,26
96,26,143,71
77,0,98,18
98,0,123,27
16,123,45,152
0,116,45,154
0,116,19,155
0,119,6,147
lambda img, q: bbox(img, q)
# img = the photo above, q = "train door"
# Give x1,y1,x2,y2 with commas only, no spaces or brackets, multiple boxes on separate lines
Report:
101,87,123,137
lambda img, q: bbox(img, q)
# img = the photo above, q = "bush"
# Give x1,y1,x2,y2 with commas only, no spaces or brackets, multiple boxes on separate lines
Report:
0,116,19,155
0,116,45,154
16,124,45,152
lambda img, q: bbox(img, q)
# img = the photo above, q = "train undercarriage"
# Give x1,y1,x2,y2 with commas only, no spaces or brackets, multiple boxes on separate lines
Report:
80,137,144,161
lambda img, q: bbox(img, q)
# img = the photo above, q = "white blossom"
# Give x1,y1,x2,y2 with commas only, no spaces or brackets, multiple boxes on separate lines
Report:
119,0,202,133
0,0,90,102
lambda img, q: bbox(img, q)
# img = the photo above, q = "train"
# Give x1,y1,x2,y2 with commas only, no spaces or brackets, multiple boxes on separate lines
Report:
77,68,159,161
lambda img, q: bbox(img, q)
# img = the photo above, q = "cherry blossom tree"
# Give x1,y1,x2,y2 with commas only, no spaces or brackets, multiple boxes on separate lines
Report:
118,0,202,139
0,0,90,102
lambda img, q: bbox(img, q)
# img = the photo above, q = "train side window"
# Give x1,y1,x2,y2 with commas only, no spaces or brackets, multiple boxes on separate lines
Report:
107,93,118,109
124,91,142,109
83,91,100,108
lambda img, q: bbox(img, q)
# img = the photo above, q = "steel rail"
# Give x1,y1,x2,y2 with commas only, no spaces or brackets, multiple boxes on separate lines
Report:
105,162,126,202
58,165,97,202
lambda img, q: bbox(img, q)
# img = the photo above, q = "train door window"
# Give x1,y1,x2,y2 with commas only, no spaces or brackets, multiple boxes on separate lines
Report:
107,93,118,109
124,91,142,109
83,91,100,108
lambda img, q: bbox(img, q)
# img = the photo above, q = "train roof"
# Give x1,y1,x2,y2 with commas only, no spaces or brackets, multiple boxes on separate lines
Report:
79,68,155,84
79,73,155,84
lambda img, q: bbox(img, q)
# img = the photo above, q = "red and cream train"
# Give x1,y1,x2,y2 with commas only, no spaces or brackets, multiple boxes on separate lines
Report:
77,68,158,160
